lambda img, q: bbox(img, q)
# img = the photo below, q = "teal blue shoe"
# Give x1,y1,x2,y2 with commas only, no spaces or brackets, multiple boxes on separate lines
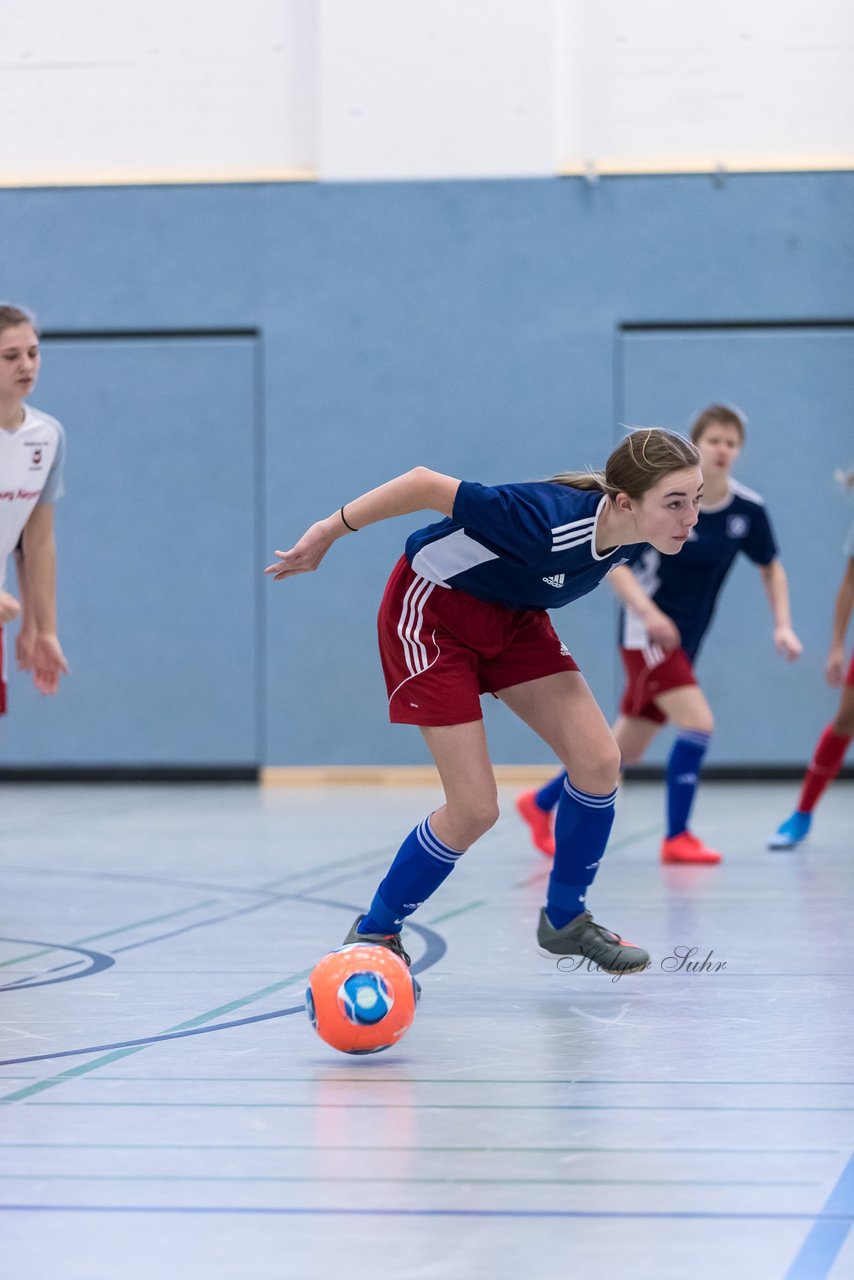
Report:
768,811,812,850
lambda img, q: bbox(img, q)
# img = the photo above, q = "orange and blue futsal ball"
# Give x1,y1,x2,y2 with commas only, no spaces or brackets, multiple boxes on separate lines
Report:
306,943,417,1054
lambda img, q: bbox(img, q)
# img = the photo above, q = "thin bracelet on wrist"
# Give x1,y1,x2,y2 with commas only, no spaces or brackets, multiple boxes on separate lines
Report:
340,505,358,532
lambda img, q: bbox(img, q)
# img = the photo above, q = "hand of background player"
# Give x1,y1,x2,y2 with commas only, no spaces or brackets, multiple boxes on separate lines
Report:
29,633,70,695
774,626,803,662
825,643,846,686
645,609,681,651
265,519,339,581
0,590,21,624
15,624,36,671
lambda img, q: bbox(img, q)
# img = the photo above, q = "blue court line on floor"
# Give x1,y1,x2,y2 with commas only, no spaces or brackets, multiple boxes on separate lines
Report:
0,1173,820,1188
0,864,286,898
0,839,399,900
0,1152,839,1162
426,900,486,925
515,823,662,886
0,1005,307,1072
0,901,219,971
285,860,398,898
108,896,297,955
22,1102,854,1112
783,1150,854,1280
0,939,115,992
258,846,398,890
0,1205,851,1223
0,901,446,1085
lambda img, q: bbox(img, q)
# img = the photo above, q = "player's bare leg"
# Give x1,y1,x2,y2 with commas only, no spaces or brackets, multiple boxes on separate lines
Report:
499,672,650,973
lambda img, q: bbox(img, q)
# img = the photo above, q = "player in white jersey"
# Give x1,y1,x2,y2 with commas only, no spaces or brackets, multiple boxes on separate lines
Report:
770,492,854,849
0,305,69,713
268,428,702,981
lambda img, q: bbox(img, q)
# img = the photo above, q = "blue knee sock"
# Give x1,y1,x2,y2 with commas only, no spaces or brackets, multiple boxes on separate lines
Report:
359,816,464,935
666,730,711,838
535,770,568,812
546,777,617,929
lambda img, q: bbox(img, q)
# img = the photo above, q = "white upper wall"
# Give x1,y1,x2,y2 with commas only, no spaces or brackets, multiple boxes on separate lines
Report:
318,0,556,180
1,0,851,185
559,0,854,173
0,0,316,183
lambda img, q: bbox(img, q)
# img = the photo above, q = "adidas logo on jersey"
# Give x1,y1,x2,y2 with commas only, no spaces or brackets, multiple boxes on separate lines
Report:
542,573,565,588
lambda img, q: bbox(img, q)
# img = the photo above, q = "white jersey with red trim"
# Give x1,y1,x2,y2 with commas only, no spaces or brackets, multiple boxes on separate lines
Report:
0,405,66,590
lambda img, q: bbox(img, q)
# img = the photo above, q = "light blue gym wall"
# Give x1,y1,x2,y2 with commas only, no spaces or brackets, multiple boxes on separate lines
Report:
0,173,851,767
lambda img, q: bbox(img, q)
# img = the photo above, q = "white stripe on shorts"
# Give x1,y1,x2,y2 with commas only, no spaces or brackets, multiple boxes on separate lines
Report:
397,574,436,676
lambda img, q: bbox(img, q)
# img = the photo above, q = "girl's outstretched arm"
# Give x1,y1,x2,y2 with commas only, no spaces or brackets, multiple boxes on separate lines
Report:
265,467,460,581
758,559,803,661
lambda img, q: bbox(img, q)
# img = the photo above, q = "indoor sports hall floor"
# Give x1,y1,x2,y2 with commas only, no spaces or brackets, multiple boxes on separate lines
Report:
1,778,852,1280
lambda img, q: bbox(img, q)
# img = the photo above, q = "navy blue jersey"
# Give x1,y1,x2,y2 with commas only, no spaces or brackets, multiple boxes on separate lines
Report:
405,480,646,611
620,480,778,660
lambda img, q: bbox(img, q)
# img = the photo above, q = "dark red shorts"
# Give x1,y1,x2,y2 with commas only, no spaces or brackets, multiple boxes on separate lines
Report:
846,651,854,687
0,627,6,717
619,645,698,725
378,556,579,725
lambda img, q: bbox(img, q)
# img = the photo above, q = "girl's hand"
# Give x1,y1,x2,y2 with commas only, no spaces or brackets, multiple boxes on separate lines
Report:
645,609,681,651
774,626,803,661
265,520,339,581
15,625,37,670
29,634,70,695
0,590,21,624
826,644,846,686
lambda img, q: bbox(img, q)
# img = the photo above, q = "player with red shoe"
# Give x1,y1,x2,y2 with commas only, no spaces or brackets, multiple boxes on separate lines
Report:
769,507,854,849
517,405,803,865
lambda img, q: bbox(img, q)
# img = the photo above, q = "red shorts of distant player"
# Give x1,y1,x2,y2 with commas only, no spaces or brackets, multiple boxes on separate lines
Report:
378,556,579,726
0,628,7,716
619,645,698,725
846,651,854,687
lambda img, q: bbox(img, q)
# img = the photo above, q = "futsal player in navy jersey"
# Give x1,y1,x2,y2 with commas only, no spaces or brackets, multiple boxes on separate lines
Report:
770,510,854,849
268,428,701,976
517,406,802,865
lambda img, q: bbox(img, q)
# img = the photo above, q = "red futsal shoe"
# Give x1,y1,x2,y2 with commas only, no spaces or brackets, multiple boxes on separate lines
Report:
661,831,722,865
516,789,555,857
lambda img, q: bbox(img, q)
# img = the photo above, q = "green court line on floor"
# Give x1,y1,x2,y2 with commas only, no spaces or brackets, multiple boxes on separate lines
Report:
514,822,663,887
0,965,315,1105
258,845,397,891
426,900,487,926
0,899,220,970
0,1172,819,1188
167,971,314,1031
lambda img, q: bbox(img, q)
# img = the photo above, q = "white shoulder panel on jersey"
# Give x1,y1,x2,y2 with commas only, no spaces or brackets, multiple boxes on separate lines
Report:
729,479,765,506
411,528,498,586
